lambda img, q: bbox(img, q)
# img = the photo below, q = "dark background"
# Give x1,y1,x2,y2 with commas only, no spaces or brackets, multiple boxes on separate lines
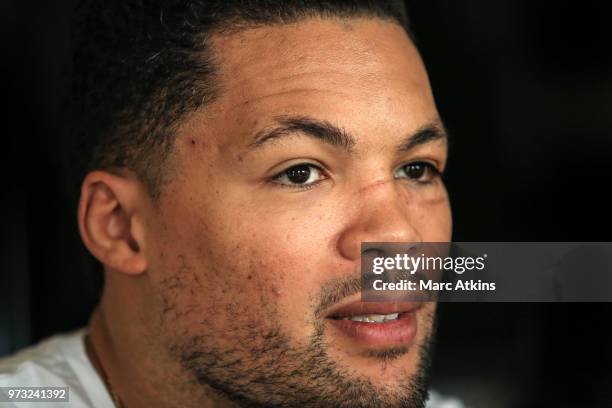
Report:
2,1,611,407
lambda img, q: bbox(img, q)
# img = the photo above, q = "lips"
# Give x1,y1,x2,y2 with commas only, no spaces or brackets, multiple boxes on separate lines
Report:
325,301,422,348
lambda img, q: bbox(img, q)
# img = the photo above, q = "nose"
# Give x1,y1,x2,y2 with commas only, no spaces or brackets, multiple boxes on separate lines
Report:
337,181,423,261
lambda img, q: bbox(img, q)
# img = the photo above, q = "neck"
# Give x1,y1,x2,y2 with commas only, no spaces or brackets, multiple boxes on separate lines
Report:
88,281,236,408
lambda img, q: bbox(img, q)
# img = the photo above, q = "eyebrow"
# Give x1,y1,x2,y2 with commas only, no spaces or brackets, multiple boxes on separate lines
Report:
247,115,447,153
248,115,356,152
397,121,448,152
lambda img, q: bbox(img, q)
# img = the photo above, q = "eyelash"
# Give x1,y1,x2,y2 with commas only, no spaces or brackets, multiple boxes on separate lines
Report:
270,161,442,190
271,163,327,190
394,161,442,185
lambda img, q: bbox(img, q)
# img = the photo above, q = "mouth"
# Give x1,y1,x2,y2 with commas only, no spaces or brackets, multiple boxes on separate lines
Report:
324,301,422,348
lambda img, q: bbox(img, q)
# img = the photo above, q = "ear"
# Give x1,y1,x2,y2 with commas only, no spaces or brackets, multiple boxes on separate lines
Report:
78,170,149,275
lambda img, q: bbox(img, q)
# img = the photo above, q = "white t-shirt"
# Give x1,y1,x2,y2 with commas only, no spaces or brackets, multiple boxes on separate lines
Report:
0,329,464,408
0,329,114,408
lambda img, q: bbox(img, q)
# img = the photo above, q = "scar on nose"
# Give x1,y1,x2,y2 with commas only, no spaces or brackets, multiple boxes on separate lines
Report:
357,179,390,194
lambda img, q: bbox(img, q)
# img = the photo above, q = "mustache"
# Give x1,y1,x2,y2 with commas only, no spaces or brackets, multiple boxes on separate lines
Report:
314,276,362,319
313,269,432,318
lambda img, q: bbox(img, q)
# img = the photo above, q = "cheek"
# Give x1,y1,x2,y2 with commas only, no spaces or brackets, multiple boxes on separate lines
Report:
148,205,326,344
409,187,453,241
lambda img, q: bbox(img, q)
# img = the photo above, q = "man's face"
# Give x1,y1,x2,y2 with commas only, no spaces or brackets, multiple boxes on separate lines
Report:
143,18,451,407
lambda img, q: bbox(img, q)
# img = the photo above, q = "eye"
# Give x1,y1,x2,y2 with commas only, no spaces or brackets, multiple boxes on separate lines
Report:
394,161,441,184
272,163,326,189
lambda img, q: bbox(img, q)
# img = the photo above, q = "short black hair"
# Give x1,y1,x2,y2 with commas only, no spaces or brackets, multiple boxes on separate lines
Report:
68,0,412,197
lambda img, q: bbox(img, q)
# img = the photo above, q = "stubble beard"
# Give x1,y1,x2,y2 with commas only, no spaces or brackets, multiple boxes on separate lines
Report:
166,307,437,408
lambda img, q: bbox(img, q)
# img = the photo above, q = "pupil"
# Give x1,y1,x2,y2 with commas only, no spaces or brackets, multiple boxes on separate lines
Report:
406,164,425,179
287,165,311,184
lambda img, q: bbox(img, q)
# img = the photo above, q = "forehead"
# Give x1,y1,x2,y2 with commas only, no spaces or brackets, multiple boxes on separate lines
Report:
179,18,438,150
216,19,421,83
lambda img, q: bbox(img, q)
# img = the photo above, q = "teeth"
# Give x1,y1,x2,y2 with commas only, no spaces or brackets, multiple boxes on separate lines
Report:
369,315,385,322
384,313,399,321
343,313,400,323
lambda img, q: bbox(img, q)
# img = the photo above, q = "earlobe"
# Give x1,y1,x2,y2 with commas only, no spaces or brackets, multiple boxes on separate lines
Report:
78,171,149,275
